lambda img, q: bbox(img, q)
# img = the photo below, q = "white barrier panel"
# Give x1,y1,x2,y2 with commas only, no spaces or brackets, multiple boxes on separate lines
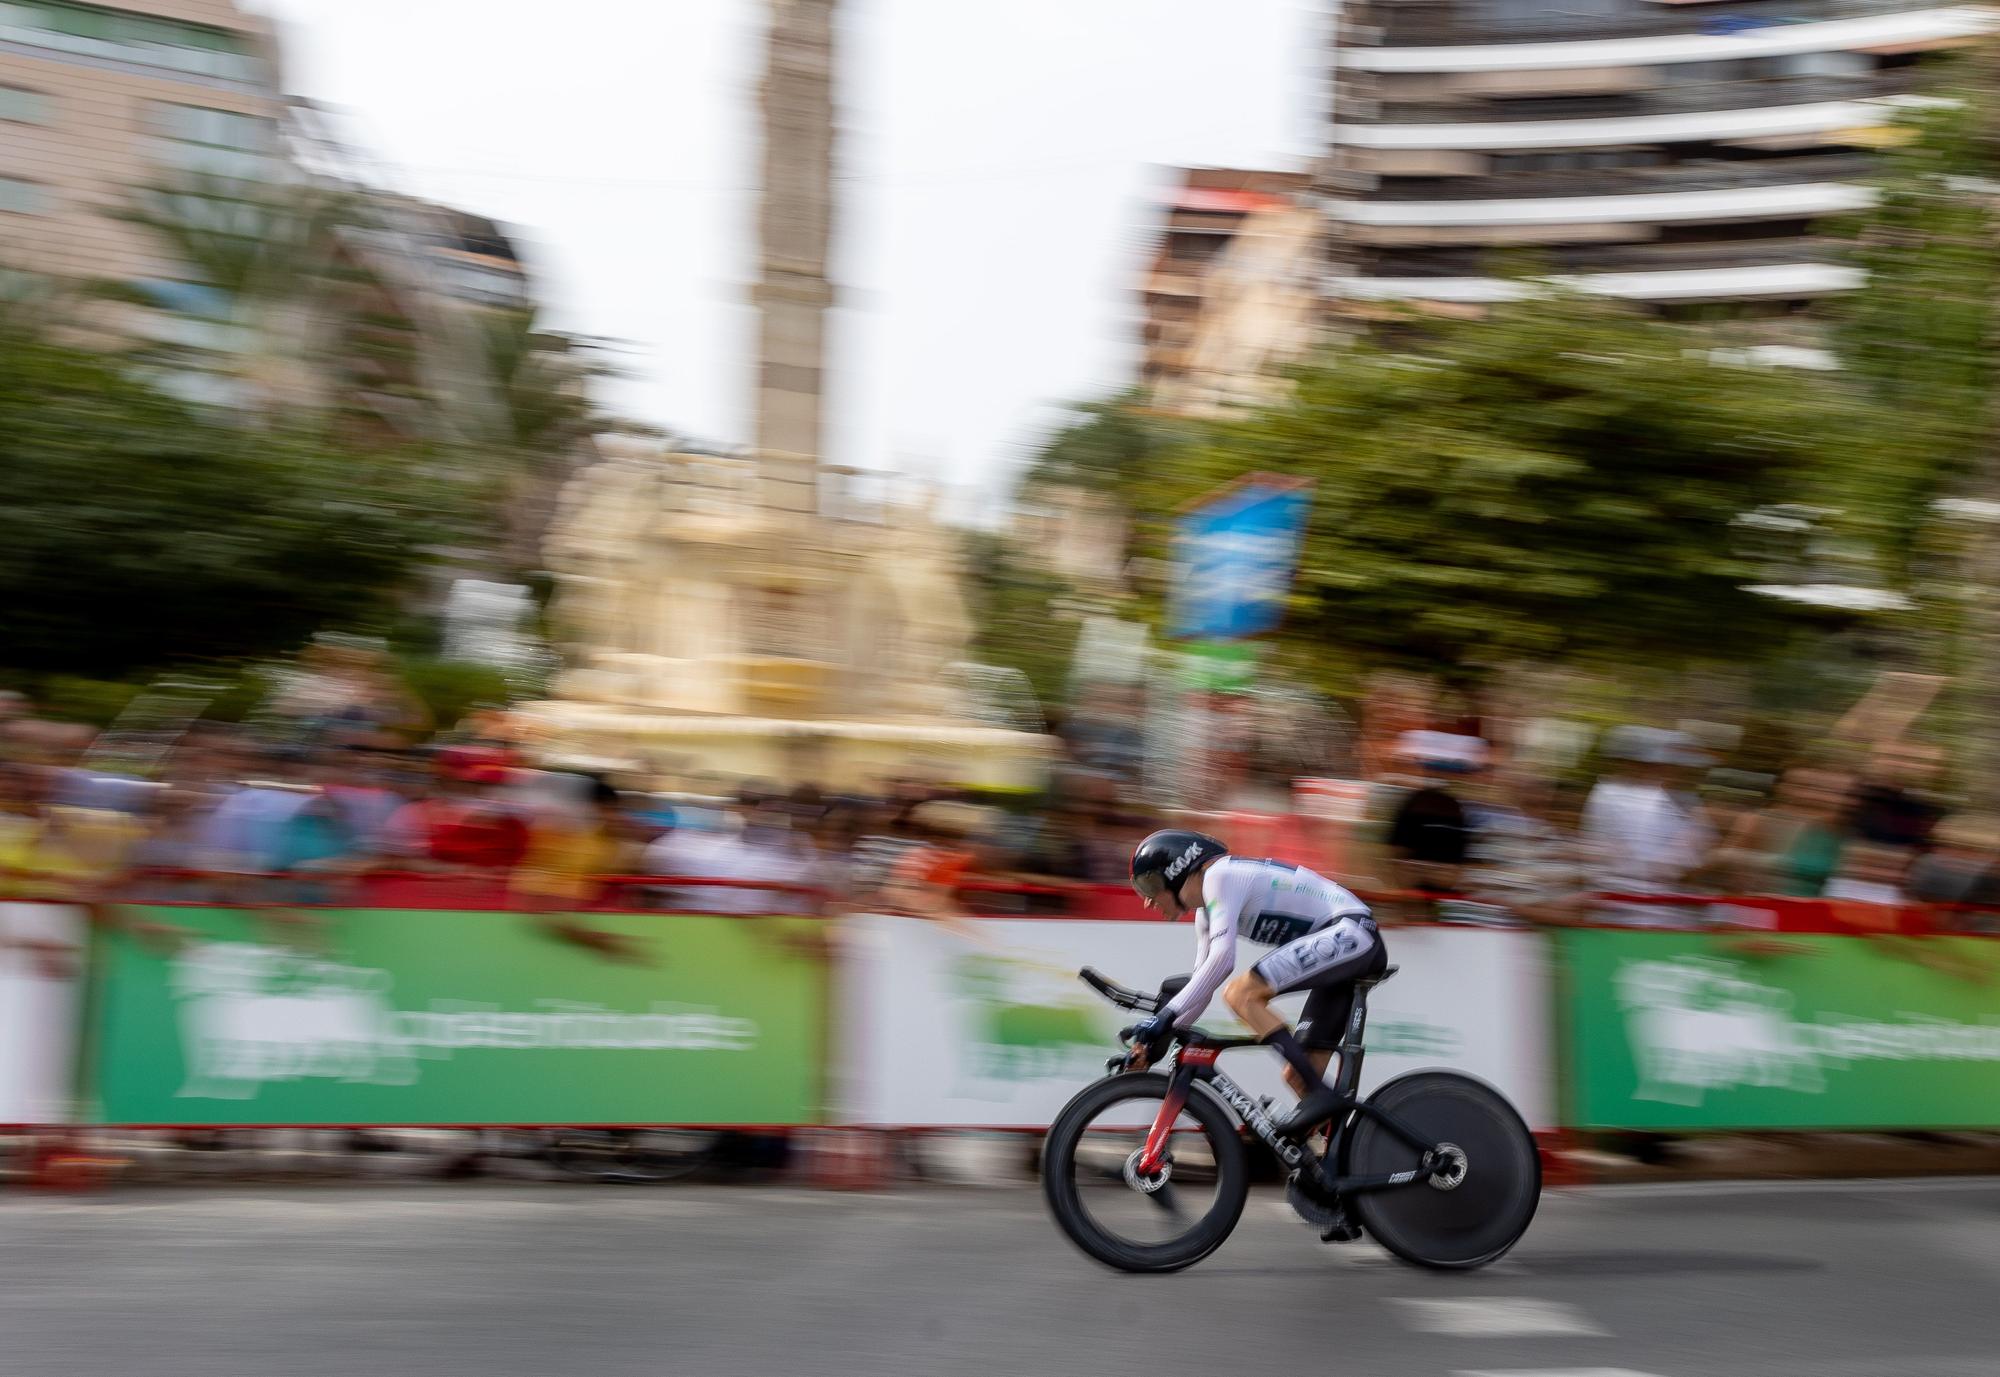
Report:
836,916,1554,1130
0,903,85,1125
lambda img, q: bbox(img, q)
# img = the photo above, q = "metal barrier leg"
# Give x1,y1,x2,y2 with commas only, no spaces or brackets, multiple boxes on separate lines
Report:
1537,1128,1589,1188
27,1128,116,1192
800,1127,892,1190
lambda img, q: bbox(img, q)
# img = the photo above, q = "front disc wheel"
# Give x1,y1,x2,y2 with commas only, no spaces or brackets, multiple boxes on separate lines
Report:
1041,1072,1248,1273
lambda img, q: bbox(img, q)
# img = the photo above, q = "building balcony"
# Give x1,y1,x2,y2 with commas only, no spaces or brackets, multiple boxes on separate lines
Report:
1362,0,1954,47
1333,94,1946,149
1349,232,1847,274
1363,71,1912,124
1327,261,1862,301
1358,150,1876,200
1328,180,1874,227
1338,4,1992,72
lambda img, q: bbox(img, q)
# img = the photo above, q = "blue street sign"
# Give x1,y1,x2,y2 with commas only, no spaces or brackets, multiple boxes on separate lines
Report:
1167,476,1311,641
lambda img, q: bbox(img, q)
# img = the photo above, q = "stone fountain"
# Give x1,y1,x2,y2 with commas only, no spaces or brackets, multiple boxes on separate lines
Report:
517,1,1049,790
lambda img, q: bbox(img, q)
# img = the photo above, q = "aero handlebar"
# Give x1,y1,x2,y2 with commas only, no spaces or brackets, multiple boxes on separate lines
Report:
1078,967,1161,1013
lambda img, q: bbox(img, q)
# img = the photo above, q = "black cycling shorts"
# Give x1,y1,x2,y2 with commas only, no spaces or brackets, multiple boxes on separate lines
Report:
1251,918,1388,1051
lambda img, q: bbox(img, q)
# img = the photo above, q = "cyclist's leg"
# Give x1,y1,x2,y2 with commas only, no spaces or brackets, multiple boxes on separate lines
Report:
1223,919,1377,1094
1249,921,1386,1134
1294,937,1390,1082
1285,964,1385,1151
1290,991,1343,1099
1220,967,1282,1037
1220,967,1322,1090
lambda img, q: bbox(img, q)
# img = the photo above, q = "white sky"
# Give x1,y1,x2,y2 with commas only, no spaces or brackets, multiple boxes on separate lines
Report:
251,0,1322,506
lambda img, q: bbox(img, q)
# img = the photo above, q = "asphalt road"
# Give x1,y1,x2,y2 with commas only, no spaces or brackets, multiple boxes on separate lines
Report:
4,1178,1997,1377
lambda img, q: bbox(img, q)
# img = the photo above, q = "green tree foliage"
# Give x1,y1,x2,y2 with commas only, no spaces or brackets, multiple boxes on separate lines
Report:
394,656,521,733
470,305,616,570
1832,42,2000,799
477,307,609,455
1832,51,2000,555
0,305,449,679
959,528,1083,709
1028,389,1197,491
107,176,615,575
959,395,1192,701
1029,293,1846,688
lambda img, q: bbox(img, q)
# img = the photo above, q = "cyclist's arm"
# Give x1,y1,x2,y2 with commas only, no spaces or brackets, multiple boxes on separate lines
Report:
1162,886,1240,1029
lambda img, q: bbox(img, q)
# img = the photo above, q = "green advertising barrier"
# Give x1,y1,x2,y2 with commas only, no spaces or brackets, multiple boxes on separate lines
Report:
89,908,827,1126
1560,929,2000,1131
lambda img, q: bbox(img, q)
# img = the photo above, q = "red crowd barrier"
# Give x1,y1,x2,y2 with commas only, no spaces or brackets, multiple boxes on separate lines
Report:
69,867,834,916
11,865,1999,933
1575,891,2000,938
955,880,2000,935
956,880,1155,921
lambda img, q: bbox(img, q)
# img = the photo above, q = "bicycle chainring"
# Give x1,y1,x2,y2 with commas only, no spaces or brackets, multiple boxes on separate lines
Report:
1285,1171,1346,1231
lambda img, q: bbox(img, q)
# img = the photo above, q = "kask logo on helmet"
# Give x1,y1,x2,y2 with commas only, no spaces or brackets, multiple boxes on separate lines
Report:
1164,841,1206,883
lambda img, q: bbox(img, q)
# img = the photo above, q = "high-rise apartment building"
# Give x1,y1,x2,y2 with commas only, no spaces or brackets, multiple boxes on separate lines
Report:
1322,1,1992,323
0,1,284,288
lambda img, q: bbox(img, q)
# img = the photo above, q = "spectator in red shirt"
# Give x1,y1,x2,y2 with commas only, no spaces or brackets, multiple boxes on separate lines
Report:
384,747,529,872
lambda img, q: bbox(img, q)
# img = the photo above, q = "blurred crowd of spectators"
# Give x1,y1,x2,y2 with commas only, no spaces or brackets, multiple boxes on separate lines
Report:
1359,722,1998,933
0,667,1167,920
3,656,1997,933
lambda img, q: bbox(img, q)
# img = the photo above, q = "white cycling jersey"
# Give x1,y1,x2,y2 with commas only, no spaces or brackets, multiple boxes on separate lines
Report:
1161,855,1373,1029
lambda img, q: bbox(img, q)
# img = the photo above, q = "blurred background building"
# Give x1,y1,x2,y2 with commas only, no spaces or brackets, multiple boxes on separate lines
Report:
524,0,1048,789
0,4,541,427
0,3,589,574
1139,168,1320,416
1320,0,1993,347
0,0,283,287
292,111,539,437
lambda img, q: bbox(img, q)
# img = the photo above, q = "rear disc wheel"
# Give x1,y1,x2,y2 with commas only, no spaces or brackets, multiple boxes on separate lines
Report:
1344,1071,1539,1270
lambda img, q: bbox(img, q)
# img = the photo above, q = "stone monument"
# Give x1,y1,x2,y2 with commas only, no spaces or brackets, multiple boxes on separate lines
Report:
520,0,1048,789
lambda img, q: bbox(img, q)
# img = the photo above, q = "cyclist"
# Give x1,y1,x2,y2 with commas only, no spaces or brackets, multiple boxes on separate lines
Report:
1122,830,1385,1136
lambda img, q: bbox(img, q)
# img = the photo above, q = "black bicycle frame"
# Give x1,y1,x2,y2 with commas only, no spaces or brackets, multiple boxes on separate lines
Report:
1134,982,1438,1198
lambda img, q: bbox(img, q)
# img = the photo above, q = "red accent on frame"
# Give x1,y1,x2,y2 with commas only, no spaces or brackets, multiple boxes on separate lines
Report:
1137,1084,1190,1175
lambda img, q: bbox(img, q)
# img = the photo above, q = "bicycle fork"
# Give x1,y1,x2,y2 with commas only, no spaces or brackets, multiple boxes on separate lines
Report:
1134,1071,1191,1176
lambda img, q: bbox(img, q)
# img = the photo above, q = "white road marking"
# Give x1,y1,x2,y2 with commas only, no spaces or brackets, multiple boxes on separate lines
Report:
1454,1370,1665,1377
1565,1174,2000,1200
1395,1297,1610,1337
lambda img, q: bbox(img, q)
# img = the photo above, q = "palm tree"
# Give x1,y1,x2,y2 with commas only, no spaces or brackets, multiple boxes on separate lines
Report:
106,170,621,573
472,304,617,570
98,171,376,413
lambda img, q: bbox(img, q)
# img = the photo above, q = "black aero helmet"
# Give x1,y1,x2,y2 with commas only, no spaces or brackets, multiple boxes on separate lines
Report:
1130,829,1229,902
